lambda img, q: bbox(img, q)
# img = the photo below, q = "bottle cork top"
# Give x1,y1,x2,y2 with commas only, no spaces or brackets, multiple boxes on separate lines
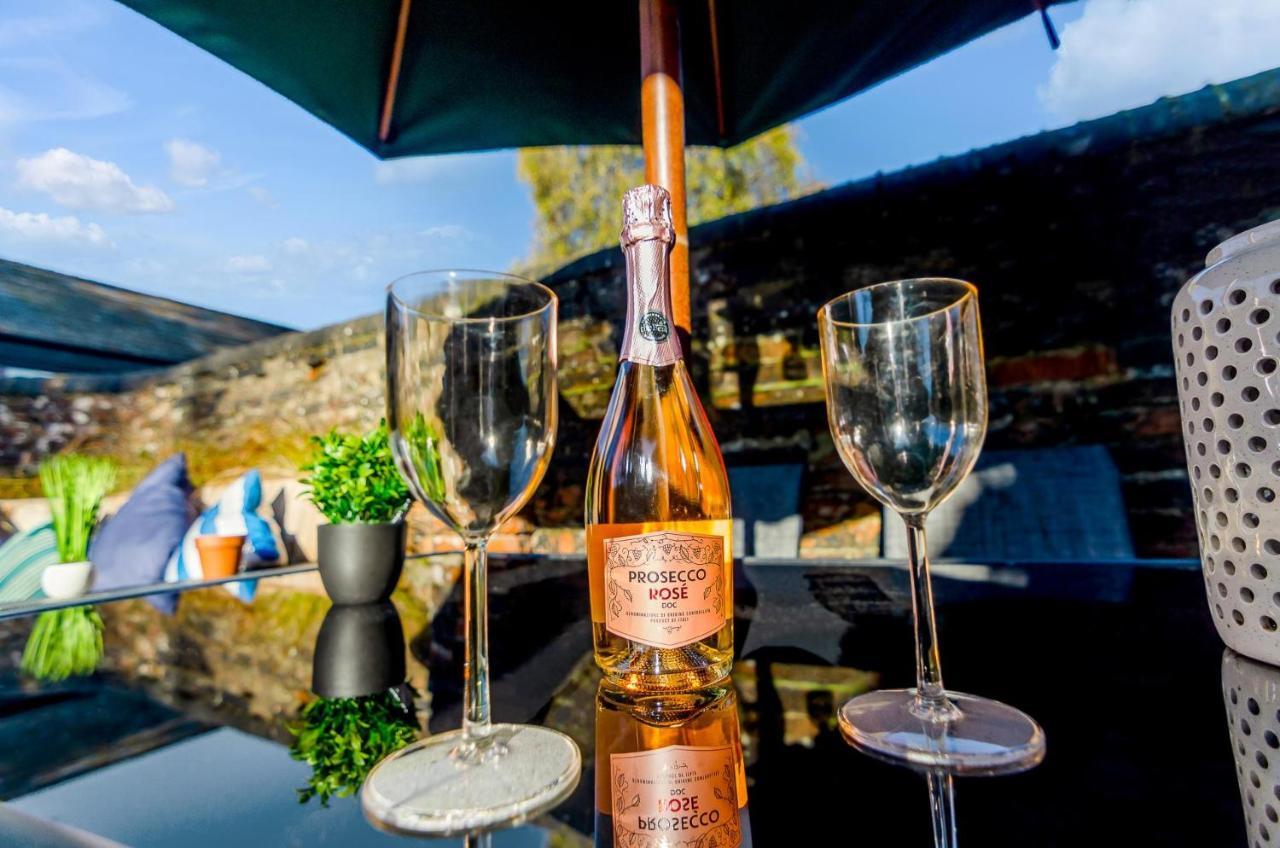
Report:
620,184,674,245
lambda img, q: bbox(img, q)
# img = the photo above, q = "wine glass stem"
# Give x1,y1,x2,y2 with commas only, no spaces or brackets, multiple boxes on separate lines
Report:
927,769,958,847
463,540,492,742
904,514,953,718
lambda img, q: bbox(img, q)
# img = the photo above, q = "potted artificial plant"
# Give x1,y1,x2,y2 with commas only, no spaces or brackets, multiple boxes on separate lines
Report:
22,455,116,682
302,423,410,604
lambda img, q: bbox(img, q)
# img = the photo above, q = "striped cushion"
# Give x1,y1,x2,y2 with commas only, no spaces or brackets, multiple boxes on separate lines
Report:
0,523,58,604
163,470,283,603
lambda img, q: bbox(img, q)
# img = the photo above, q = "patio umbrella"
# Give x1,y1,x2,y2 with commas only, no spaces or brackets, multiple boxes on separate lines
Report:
117,0,1067,337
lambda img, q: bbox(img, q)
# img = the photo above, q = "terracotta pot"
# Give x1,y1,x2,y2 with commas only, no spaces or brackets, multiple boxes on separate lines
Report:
194,534,246,579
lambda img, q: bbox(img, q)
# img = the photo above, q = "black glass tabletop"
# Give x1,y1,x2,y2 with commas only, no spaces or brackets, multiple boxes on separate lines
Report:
0,555,1247,846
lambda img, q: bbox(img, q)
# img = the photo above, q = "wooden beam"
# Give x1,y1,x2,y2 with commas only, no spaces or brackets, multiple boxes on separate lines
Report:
639,0,690,344
379,0,413,143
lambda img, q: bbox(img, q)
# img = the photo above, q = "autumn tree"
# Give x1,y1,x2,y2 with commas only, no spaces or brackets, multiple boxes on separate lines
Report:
516,125,814,274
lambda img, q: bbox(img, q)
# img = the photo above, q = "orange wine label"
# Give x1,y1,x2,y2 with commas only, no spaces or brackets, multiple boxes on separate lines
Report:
603,530,726,648
609,744,741,848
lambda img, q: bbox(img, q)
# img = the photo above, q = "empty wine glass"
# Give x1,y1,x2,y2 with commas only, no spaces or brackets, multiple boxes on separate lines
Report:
363,271,580,835
818,278,1045,773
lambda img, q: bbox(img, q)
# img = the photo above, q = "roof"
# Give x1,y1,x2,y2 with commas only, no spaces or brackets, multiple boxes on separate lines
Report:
0,258,290,374
547,66,1280,285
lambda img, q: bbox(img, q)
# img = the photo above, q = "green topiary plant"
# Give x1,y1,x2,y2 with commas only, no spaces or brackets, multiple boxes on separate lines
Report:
22,454,116,682
288,689,419,806
301,422,410,524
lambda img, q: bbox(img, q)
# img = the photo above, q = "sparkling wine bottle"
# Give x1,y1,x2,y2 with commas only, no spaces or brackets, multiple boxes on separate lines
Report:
585,184,734,692
594,680,752,847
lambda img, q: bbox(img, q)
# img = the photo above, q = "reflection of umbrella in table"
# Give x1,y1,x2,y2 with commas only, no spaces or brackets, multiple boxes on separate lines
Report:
118,0,1065,338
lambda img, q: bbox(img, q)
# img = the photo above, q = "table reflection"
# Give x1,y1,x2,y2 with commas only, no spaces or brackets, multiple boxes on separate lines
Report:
294,601,420,808
594,679,752,846
0,556,1244,845
1222,649,1280,848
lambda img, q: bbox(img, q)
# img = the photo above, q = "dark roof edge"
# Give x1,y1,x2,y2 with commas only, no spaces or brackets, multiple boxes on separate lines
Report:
546,66,1280,285
0,257,293,334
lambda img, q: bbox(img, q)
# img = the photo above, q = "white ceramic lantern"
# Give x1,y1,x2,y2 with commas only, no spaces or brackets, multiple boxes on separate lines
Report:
1174,219,1280,665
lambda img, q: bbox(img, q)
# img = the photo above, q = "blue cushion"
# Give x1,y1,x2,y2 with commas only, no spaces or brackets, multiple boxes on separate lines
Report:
90,455,194,613
164,469,283,604
0,523,59,604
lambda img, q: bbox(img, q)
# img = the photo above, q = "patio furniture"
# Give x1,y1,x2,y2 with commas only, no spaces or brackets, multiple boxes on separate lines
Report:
727,458,805,557
0,550,1245,846
882,445,1135,560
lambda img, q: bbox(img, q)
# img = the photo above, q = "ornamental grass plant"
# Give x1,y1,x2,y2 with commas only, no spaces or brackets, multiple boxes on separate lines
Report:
21,455,116,682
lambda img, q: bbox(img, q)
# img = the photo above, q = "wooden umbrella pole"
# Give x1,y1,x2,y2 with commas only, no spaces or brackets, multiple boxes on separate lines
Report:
639,0,691,343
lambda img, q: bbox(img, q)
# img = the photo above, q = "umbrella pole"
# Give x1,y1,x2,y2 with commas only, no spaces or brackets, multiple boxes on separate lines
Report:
639,0,690,344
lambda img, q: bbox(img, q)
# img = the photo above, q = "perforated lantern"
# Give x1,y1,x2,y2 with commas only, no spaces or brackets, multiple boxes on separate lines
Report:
1174,219,1280,664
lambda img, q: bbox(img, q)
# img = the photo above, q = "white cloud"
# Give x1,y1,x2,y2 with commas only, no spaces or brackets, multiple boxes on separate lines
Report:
0,205,111,248
281,237,309,255
1039,0,1280,122
16,148,173,214
374,157,449,185
0,2,104,48
127,257,166,275
223,254,272,274
247,186,277,207
165,138,221,188
372,152,495,185
420,224,469,240
0,58,129,124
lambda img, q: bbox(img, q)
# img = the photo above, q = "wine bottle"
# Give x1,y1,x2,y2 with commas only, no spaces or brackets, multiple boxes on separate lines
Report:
585,184,734,692
595,680,752,848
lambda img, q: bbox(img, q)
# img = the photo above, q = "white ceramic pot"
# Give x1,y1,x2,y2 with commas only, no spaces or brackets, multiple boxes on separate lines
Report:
41,561,93,599
1174,218,1280,665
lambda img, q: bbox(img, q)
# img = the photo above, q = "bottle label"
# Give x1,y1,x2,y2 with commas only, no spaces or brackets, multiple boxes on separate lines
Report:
603,530,726,648
610,744,741,848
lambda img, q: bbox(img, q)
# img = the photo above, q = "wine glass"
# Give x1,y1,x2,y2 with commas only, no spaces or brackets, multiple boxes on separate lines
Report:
362,271,580,835
818,278,1044,773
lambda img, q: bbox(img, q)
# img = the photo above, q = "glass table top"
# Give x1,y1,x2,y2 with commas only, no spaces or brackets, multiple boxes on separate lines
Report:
0,554,1248,846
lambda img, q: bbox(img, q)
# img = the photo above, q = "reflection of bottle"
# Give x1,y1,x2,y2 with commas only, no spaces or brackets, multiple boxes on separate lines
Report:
586,184,733,693
595,680,751,847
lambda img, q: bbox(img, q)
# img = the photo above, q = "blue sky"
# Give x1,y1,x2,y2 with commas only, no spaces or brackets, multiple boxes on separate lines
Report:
1,0,1278,329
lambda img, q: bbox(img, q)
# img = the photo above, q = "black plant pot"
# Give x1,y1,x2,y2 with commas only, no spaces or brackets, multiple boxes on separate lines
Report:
316,522,405,605
311,601,406,698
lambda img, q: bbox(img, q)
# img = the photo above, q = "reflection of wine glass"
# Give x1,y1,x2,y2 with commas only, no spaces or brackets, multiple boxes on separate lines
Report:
362,271,580,836
818,278,1044,773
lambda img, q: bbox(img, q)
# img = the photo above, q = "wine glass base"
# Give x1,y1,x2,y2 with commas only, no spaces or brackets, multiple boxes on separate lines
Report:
361,723,581,837
838,689,1045,775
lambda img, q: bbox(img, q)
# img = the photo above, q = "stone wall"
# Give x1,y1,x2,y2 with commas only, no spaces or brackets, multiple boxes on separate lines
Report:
7,71,1280,557
543,70,1280,559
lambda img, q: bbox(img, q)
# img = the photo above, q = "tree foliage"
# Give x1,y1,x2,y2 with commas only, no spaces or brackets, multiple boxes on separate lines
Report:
516,125,814,274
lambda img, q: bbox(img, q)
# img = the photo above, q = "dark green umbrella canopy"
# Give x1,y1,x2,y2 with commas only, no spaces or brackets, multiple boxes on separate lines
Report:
117,0,1068,158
